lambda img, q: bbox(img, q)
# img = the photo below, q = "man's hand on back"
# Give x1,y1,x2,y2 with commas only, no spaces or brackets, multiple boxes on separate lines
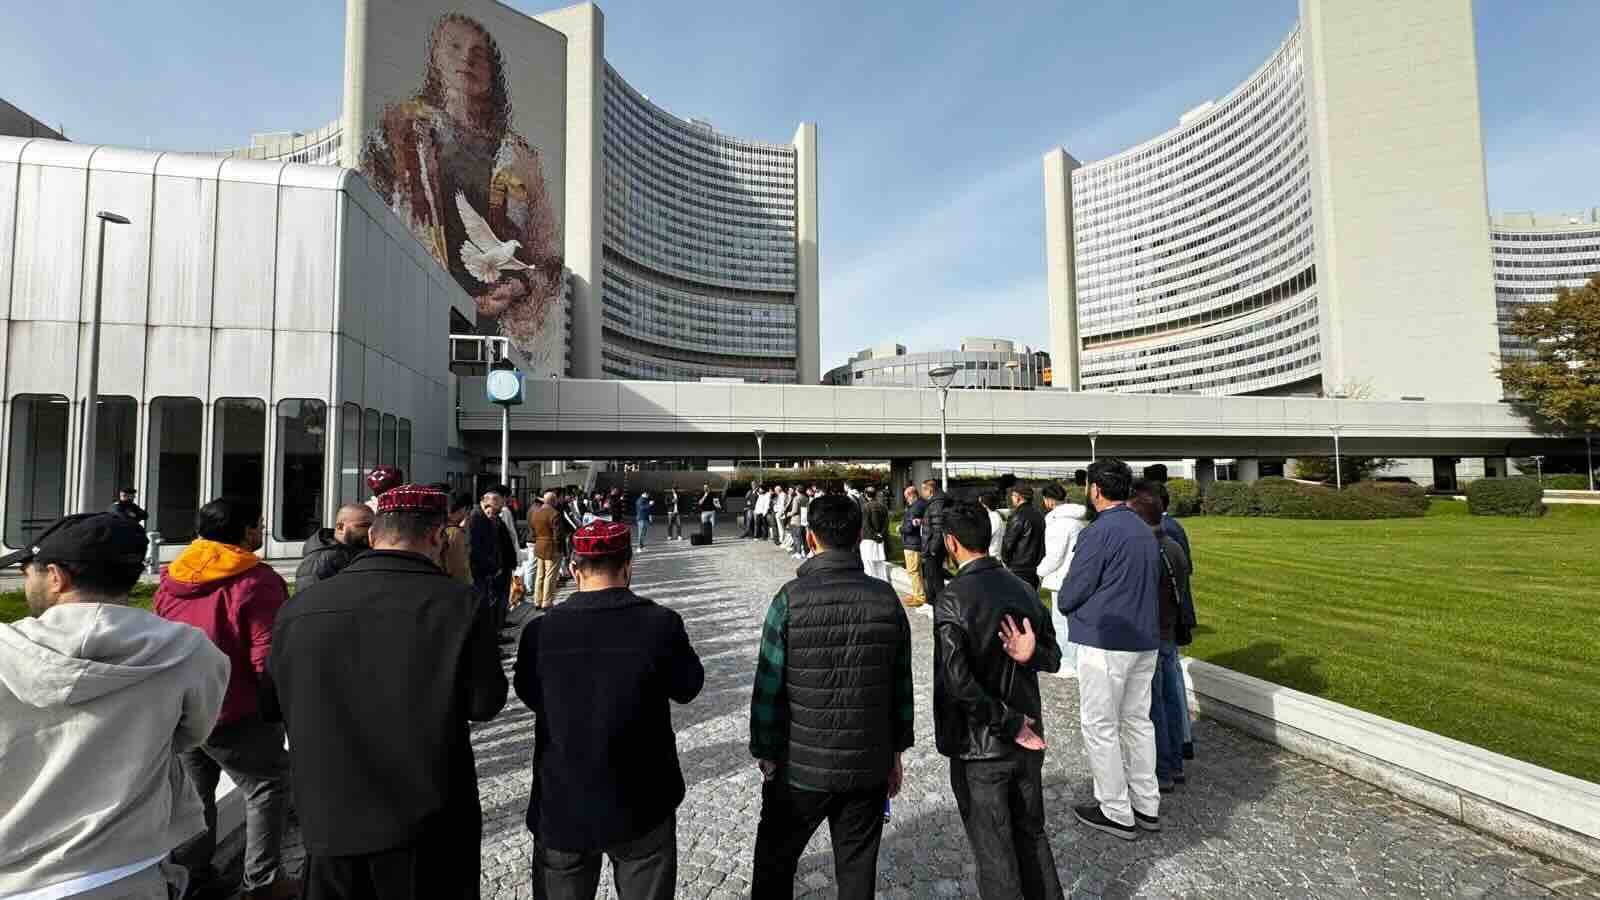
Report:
999,615,1036,665
887,753,904,799
758,759,779,781
1015,717,1046,751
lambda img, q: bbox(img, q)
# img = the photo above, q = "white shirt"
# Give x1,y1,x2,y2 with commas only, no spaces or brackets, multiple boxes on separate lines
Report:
987,509,1006,559
10,855,166,900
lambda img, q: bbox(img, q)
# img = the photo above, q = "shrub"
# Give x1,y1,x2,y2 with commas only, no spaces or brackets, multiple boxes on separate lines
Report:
1466,477,1547,517
1166,478,1201,517
1202,478,1428,519
1202,482,1256,516
1543,474,1592,491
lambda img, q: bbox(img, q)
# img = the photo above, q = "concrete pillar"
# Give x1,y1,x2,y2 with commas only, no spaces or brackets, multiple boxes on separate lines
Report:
1236,458,1262,483
888,460,914,509
1195,458,1216,494
1432,457,1459,493
911,459,936,489
1482,457,1509,479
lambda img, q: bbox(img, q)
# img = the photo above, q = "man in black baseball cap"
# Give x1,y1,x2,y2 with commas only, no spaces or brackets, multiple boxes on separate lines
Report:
0,513,229,898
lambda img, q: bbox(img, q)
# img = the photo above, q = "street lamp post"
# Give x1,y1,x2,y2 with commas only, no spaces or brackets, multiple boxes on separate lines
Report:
1087,430,1099,463
1532,454,1544,486
1330,425,1344,491
1005,360,1021,390
80,211,131,512
1588,434,1596,492
753,428,765,482
929,365,958,491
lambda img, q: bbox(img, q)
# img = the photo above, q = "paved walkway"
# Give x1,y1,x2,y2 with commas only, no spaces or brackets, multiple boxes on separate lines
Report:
281,525,1598,899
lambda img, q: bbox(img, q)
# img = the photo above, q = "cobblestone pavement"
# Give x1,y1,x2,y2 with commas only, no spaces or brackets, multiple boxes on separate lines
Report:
280,526,1600,899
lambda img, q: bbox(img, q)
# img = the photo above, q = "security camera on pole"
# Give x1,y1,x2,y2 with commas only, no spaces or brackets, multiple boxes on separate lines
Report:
485,345,524,487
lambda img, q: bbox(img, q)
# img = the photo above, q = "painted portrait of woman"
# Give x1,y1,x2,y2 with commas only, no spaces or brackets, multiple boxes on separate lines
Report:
361,13,564,369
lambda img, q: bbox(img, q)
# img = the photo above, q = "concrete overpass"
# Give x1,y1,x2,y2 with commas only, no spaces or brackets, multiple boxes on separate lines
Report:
455,378,1582,467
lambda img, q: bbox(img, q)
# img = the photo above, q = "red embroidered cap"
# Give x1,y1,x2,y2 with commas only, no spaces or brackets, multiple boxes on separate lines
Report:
571,520,632,557
375,483,448,515
367,466,405,496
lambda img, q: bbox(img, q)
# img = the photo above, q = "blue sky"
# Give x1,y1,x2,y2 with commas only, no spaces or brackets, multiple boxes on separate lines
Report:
5,1,1597,371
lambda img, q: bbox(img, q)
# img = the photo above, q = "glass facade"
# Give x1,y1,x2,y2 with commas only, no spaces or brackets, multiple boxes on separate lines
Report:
147,397,203,542
835,349,1048,390
601,66,801,383
1490,215,1600,362
1070,29,1321,395
5,395,69,549
275,399,327,541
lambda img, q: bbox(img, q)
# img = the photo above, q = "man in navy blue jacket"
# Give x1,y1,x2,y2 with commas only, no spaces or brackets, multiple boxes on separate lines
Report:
1057,459,1163,840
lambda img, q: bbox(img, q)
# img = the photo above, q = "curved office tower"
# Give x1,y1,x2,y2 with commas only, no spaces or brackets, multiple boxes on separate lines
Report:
1046,0,1504,402
599,68,808,383
1490,210,1600,362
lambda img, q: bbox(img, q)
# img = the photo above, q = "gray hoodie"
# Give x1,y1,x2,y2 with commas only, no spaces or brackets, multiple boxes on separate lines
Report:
0,603,229,896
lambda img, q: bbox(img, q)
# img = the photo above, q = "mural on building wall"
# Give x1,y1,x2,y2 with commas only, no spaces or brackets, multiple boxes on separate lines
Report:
360,12,566,374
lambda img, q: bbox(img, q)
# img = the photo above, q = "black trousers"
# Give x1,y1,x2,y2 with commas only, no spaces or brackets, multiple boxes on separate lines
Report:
921,553,948,603
751,780,885,900
534,814,676,900
305,837,478,900
949,752,1063,900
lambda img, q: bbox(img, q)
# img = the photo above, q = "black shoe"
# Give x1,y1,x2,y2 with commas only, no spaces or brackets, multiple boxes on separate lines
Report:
1183,741,1195,760
1074,803,1137,841
1158,779,1176,794
1173,773,1187,785
1134,810,1162,833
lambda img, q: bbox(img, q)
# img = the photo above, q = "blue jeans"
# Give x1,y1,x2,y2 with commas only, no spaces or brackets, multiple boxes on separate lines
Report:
1150,641,1186,781
637,517,650,547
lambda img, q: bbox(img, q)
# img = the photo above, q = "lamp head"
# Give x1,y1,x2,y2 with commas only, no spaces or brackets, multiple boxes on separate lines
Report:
96,211,131,225
929,365,958,388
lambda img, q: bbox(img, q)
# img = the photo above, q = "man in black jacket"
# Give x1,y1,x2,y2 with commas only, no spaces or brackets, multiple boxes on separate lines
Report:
468,487,518,631
749,494,913,899
918,478,951,602
517,520,704,900
934,501,1064,900
1001,485,1047,589
293,503,373,590
263,484,507,899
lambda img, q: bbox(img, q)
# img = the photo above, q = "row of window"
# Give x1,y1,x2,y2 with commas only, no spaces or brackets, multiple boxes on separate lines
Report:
1491,241,1600,256
1083,266,1317,348
1493,257,1600,271
1083,296,1320,377
1492,230,1600,243
603,103,797,202
599,346,798,383
3,396,410,551
603,68,796,166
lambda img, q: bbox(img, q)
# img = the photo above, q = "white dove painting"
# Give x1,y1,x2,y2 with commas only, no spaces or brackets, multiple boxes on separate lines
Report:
456,191,534,284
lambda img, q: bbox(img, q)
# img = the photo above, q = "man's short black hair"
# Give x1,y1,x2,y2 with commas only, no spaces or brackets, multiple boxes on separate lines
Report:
920,478,938,491
449,491,475,514
1011,484,1034,501
485,484,510,498
195,497,261,545
1087,459,1135,502
942,502,992,555
28,557,143,597
806,494,861,550
1131,478,1171,513
1041,482,1068,502
371,510,446,545
1129,479,1165,526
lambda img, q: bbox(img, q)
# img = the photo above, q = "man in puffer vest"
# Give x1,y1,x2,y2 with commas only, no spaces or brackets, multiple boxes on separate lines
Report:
748,495,914,900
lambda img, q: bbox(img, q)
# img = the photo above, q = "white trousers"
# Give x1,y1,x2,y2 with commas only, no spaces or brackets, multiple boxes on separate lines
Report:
859,539,889,582
1074,643,1161,826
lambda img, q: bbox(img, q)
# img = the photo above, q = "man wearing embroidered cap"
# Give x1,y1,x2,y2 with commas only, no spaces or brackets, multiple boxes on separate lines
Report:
516,520,704,899
1,513,229,900
265,484,508,898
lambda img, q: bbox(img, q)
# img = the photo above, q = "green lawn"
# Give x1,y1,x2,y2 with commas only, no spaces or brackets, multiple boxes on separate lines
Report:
1184,500,1600,783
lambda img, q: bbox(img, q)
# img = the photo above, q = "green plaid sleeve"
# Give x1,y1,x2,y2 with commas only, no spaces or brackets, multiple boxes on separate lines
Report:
749,588,789,761
892,613,915,752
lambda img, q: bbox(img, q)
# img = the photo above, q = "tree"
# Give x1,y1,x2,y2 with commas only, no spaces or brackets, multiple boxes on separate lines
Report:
1498,275,1600,433
1292,455,1395,485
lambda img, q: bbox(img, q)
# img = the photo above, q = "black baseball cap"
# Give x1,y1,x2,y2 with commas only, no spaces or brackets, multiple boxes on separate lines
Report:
0,513,149,570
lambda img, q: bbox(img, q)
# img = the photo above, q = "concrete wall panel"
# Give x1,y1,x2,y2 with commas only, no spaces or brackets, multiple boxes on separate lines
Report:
80,323,147,400
209,329,272,401
213,180,278,330
832,388,885,434
337,334,366,407
7,321,77,397
557,379,621,431
363,346,386,413
275,186,338,332
150,173,219,327
11,162,86,321
336,202,368,343
0,160,18,318
273,331,332,400
82,161,157,325
144,326,211,400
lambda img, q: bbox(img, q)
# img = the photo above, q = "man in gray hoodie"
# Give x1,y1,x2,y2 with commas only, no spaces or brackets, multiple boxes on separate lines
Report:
0,513,229,899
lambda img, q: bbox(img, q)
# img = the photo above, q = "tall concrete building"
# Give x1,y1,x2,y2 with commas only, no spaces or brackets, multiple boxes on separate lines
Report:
1045,0,1503,402
235,1,819,384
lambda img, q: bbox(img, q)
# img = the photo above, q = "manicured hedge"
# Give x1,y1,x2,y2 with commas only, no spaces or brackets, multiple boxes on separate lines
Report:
1201,477,1428,520
1542,474,1593,491
1466,477,1547,517
1166,478,1201,517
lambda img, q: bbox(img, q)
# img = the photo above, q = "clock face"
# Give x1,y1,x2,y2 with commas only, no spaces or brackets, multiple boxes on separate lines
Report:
487,370,520,402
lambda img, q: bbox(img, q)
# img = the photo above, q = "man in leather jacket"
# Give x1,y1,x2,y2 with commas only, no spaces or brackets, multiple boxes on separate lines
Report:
933,502,1063,900
918,479,951,603
1001,485,1047,589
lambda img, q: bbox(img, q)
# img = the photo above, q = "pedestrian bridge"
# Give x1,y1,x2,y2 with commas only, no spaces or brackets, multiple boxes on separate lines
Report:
455,377,1577,462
